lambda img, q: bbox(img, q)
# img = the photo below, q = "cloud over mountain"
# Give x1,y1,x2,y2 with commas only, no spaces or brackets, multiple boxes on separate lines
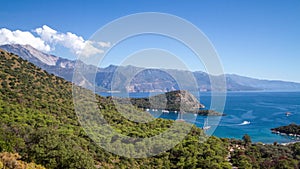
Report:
0,28,51,52
0,25,110,57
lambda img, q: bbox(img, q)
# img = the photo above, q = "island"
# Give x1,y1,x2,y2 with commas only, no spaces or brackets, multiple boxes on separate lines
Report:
130,90,224,116
271,123,300,137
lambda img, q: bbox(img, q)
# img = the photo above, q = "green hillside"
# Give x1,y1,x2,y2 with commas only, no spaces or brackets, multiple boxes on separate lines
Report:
0,49,231,168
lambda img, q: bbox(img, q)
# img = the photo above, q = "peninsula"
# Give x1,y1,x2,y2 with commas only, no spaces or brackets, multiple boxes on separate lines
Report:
130,90,224,116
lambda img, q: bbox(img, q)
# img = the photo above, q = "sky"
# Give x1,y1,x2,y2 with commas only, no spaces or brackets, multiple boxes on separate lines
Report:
0,0,300,82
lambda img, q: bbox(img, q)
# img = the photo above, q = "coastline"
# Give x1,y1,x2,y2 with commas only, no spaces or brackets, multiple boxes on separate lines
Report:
279,140,300,146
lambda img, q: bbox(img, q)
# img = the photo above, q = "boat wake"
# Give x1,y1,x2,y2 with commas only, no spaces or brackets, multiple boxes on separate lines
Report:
178,120,251,127
238,121,251,125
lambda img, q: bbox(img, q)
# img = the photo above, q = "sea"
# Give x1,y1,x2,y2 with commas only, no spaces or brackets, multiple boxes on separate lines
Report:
99,91,300,144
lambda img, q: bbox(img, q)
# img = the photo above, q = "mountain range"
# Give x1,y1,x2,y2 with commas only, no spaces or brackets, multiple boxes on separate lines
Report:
1,44,300,92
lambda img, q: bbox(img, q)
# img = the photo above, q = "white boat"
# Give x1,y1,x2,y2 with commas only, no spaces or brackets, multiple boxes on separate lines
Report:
202,118,211,130
240,121,251,125
162,110,169,113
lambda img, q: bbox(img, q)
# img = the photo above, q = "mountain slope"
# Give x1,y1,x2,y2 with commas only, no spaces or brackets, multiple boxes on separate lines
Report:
0,48,96,168
0,44,76,81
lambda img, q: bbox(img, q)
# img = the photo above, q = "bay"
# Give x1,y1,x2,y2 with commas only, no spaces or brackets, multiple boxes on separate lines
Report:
99,91,300,143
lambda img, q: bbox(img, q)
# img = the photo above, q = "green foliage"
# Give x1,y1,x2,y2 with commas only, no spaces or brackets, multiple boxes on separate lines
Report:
242,134,252,146
0,152,46,169
230,136,300,169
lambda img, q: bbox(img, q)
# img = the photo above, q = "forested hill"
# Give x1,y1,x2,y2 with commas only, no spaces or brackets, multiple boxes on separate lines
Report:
0,49,231,168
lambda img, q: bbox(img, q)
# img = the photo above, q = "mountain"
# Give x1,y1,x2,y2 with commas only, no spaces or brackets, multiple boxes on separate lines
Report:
94,65,300,92
227,74,300,91
0,44,76,81
2,44,300,92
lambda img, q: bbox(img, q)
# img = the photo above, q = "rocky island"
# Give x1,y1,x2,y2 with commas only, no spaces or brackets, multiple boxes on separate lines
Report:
271,123,300,137
130,90,224,116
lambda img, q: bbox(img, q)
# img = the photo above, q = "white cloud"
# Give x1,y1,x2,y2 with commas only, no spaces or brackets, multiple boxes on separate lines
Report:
98,41,111,48
80,40,104,57
0,28,51,52
35,25,104,56
0,25,108,57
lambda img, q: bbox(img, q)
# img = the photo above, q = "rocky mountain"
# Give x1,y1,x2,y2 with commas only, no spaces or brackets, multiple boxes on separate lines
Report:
1,44,300,92
0,44,99,89
0,44,76,80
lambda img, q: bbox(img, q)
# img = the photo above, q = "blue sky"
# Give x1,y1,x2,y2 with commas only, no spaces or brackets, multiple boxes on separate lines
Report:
0,0,300,82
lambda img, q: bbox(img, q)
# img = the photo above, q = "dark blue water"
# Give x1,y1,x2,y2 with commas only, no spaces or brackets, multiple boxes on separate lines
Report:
100,91,300,143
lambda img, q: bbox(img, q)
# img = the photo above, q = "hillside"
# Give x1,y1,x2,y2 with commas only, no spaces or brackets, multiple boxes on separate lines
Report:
2,44,300,92
0,49,232,168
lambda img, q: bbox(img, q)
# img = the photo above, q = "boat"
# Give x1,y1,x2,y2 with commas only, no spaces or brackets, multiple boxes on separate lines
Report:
162,110,169,113
286,112,291,116
202,118,211,130
240,121,251,125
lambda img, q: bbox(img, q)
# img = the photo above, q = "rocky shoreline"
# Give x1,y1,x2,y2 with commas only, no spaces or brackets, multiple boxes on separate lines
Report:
271,129,300,138
271,123,300,145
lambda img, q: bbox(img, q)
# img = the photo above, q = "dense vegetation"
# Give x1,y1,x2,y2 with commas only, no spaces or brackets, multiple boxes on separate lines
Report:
0,50,231,168
0,152,45,169
271,123,300,135
229,137,300,168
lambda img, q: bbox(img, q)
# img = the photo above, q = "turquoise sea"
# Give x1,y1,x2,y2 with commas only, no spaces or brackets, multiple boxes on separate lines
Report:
100,92,300,143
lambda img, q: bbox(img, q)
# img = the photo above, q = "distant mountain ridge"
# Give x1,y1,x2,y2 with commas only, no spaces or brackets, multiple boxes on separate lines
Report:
1,44,300,92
